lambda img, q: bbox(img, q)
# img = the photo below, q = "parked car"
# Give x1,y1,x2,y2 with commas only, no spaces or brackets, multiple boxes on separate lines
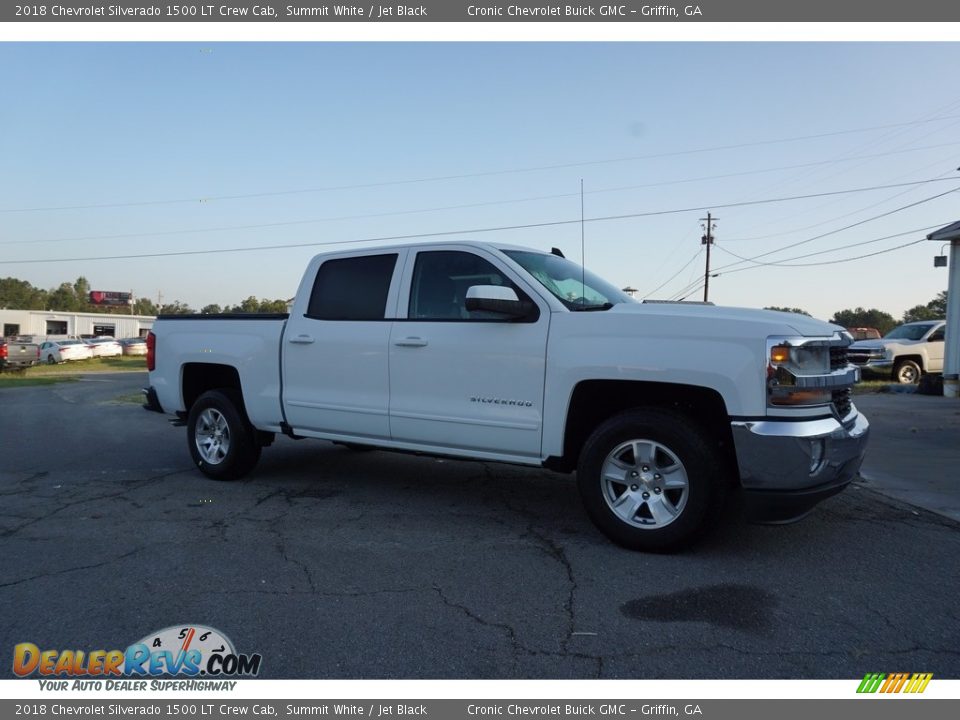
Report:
0,338,40,371
84,337,123,358
119,337,148,356
39,339,94,364
848,319,945,384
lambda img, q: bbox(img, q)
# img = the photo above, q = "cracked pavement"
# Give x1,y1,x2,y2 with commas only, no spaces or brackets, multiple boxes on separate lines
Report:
1,373,958,679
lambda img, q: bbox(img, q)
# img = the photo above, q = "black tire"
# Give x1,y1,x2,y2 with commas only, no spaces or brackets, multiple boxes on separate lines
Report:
46,354,57,365
186,389,261,481
894,360,921,385
577,408,728,552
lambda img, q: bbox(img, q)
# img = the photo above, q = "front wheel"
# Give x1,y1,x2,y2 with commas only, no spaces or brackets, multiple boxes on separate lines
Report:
187,389,261,480
577,408,728,552
894,360,921,384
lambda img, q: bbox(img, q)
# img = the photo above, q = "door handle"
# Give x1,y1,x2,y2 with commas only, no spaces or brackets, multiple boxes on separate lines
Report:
394,337,428,348
288,335,315,344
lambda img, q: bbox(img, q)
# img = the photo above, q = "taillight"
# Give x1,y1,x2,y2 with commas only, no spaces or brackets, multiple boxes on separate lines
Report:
0,345,7,359
146,332,156,371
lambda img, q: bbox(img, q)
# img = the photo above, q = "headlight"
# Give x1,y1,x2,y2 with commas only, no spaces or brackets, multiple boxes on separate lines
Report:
767,338,833,407
769,343,830,375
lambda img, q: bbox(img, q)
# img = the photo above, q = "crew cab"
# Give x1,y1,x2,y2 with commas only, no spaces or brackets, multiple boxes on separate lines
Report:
848,319,945,384
144,242,869,551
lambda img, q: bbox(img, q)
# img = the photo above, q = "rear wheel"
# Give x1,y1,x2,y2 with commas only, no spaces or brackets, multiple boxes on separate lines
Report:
46,354,57,365
894,359,921,384
187,389,261,480
577,408,728,552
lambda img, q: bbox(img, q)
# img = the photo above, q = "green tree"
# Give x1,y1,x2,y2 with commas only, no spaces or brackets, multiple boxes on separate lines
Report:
902,304,940,323
764,306,811,317
200,304,223,315
258,298,289,313
73,276,91,306
224,297,289,313
0,278,47,310
133,298,158,316
902,291,948,323
829,307,897,335
159,300,193,315
48,282,81,311
237,296,262,313
928,290,947,317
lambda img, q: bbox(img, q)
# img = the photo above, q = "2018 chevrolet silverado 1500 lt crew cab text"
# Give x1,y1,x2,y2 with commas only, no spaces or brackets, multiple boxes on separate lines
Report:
144,242,869,551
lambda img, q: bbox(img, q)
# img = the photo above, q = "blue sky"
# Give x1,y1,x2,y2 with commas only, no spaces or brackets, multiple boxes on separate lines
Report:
1,42,957,319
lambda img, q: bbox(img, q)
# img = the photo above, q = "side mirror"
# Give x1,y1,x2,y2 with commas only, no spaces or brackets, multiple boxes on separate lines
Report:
465,286,535,319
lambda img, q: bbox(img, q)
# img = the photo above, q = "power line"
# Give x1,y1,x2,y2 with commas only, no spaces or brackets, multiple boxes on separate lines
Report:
5,117,960,214
641,248,703,299
655,223,945,301
5,182,956,267
6,177,956,250
671,233,926,299
711,185,960,273
720,238,927,271
721,162,959,242
719,96,960,235
714,222,946,267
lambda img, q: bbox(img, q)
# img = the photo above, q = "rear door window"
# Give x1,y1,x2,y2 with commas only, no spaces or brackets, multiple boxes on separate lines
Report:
306,254,398,321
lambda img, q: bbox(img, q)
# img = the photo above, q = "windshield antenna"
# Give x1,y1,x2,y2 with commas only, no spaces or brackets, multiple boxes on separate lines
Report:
580,178,585,301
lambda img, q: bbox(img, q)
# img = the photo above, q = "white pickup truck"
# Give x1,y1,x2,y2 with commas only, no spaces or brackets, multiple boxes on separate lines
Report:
144,242,869,551
848,319,946,384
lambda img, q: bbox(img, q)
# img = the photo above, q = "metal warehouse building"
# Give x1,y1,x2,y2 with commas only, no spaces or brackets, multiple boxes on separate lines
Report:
0,309,155,340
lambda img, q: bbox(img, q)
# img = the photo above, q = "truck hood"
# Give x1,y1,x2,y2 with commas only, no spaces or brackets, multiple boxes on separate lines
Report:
606,303,842,338
849,339,886,351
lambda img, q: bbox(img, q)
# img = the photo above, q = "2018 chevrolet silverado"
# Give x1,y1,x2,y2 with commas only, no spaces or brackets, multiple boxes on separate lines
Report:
144,242,869,551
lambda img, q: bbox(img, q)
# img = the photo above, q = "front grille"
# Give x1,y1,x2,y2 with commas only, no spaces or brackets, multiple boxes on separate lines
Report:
832,388,852,419
830,346,849,370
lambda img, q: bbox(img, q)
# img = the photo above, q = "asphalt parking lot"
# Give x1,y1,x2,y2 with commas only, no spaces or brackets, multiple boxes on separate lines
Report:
1,373,958,679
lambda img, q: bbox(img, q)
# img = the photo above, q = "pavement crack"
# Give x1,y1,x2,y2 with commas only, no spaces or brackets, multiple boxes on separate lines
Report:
0,469,190,539
0,547,146,589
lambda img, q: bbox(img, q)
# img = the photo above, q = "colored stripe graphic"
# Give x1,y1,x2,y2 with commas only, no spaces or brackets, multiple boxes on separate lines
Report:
857,672,932,693
905,673,933,693
857,673,885,693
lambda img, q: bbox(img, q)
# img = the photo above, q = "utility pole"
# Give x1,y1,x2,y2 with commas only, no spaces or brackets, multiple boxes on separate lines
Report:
700,212,717,302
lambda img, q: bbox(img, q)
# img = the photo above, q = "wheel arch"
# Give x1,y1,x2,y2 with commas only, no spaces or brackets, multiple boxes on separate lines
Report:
181,363,243,414
894,354,925,371
550,379,736,473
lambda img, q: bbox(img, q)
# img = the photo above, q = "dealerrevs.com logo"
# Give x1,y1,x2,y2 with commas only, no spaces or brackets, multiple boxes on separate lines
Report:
13,625,262,685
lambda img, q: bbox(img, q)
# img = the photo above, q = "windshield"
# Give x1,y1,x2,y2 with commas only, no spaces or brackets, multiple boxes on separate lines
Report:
503,250,634,310
884,323,937,341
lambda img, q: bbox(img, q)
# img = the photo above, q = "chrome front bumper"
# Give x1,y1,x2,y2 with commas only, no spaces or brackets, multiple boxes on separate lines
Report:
731,411,870,522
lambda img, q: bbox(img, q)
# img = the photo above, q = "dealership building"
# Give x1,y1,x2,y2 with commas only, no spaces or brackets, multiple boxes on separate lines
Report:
0,308,156,340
